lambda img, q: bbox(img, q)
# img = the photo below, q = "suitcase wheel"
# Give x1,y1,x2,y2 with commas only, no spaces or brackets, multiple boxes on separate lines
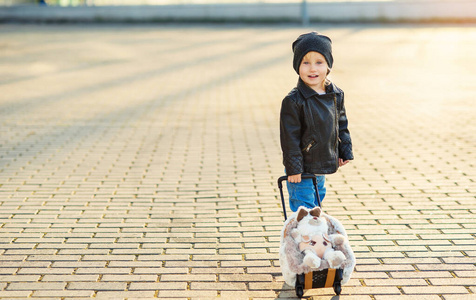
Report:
333,282,342,295
295,285,304,298
295,274,304,298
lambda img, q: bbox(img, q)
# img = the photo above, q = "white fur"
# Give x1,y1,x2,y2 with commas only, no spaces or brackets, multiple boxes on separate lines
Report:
303,250,322,268
279,206,356,287
292,211,328,243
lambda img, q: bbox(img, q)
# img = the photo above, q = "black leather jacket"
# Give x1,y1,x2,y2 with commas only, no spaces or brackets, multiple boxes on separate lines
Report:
280,79,353,175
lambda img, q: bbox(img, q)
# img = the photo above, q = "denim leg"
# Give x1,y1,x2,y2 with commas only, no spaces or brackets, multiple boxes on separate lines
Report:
287,175,327,212
287,178,315,212
316,175,326,204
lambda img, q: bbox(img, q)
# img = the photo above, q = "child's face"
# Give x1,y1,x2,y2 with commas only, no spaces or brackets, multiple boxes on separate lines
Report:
299,51,329,93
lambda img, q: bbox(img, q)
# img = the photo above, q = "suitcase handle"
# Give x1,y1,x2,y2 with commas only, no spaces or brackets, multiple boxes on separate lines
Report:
277,174,318,188
277,174,321,221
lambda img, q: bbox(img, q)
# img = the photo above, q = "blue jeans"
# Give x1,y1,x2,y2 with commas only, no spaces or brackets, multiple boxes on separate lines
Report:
286,175,326,212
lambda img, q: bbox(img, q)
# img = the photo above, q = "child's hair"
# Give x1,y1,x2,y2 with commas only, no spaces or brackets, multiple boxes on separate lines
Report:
326,70,332,86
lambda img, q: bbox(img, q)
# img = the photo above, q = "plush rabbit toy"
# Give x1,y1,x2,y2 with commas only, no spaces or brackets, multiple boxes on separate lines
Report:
291,207,346,269
280,206,356,287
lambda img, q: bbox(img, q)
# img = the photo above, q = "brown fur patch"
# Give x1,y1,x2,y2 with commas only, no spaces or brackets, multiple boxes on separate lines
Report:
296,208,309,222
309,207,321,217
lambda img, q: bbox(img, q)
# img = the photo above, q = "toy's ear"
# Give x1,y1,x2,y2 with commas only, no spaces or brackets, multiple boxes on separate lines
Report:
296,208,309,222
309,207,321,217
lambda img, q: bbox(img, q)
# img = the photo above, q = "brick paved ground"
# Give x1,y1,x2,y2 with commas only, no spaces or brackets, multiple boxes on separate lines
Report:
0,24,475,299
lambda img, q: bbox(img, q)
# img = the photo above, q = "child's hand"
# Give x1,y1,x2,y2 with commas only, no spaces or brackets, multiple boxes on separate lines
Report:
288,174,302,183
339,159,350,167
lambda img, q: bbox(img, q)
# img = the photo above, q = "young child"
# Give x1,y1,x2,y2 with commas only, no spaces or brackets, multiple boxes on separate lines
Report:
280,32,354,212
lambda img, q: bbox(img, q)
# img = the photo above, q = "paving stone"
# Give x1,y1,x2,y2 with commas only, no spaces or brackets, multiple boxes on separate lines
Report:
32,290,94,297
0,268,17,275
0,291,32,298
17,268,75,275
191,281,247,290
443,296,476,300
67,282,127,290
1,24,475,300
7,282,66,290
356,264,416,272
0,275,40,282
219,274,274,282
191,267,244,274
352,272,391,279
51,261,106,268
417,264,476,271
402,286,470,294
94,291,157,298
389,271,454,279
454,271,476,278
128,282,187,290
373,296,441,300
364,278,429,286
100,274,158,282
160,274,216,281
158,290,217,298
42,275,100,282
75,268,132,275
220,291,278,298
429,278,476,285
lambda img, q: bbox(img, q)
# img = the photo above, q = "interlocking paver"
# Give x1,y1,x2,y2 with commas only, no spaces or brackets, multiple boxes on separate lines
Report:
1,23,475,300
67,282,127,290
32,290,94,297
6,282,66,290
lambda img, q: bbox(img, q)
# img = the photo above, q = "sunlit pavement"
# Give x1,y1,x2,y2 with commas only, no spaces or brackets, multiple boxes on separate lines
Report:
0,23,475,299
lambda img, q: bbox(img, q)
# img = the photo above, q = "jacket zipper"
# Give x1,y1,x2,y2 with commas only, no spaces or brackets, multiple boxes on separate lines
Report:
334,94,339,165
303,141,315,153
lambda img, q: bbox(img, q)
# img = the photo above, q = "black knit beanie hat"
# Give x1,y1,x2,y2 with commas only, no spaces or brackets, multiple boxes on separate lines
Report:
292,32,333,74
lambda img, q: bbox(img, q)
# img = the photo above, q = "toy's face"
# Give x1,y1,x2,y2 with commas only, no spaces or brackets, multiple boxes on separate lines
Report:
296,214,328,235
294,207,329,243
299,233,331,258
307,215,324,226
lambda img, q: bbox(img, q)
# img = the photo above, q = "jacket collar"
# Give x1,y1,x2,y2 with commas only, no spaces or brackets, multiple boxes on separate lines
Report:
297,78,340,99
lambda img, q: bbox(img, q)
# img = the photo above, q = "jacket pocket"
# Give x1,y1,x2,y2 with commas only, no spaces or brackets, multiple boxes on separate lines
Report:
302,140,316,153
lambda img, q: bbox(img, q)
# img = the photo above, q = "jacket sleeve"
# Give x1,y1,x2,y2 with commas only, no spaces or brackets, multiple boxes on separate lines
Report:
338,92,354,161
280,96,304,175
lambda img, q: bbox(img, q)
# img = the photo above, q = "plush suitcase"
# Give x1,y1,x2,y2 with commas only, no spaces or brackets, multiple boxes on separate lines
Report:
278,174,344,298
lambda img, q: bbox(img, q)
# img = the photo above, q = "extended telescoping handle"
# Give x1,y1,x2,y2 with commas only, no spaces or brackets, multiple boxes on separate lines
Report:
277,174,320,221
